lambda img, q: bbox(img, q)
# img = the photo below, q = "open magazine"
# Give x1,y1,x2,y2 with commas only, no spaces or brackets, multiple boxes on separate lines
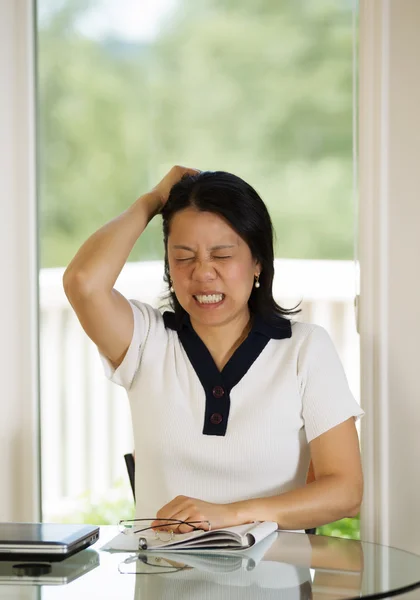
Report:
102,521,279,553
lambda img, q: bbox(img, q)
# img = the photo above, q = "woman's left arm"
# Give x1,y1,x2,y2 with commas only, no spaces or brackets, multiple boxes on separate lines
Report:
233,416,363,530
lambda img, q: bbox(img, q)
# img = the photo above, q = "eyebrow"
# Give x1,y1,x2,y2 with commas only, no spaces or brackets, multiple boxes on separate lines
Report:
171,244,236,251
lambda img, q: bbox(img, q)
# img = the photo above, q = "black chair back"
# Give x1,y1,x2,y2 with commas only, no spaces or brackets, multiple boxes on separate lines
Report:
124,453,135,501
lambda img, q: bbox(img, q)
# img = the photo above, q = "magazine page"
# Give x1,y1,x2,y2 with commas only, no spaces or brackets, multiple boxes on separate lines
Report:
155,521,279,552
134,531,279,571
102,521,278,553
102,523,246,552
245,521,279,545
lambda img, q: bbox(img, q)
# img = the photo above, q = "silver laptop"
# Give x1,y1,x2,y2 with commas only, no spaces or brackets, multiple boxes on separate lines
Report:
0,523,99,562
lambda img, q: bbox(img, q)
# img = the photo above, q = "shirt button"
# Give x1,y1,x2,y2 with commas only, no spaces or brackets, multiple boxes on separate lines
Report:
210,413,223,425
212,386,225,398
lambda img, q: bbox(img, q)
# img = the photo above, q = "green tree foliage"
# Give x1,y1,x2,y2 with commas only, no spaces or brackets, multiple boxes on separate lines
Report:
317,514,361,540
38,0,356,268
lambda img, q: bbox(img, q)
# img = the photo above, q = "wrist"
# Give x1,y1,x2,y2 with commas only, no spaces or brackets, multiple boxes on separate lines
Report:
229,499,257,525
131,191,162,221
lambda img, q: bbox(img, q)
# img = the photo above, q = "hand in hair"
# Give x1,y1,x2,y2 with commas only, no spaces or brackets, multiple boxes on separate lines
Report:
152,165,200,209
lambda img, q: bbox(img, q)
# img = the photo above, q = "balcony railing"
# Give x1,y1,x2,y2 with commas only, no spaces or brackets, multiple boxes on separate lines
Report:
39,259,360,520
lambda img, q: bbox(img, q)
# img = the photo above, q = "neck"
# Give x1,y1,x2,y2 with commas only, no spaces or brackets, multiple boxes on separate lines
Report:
190,309,252,371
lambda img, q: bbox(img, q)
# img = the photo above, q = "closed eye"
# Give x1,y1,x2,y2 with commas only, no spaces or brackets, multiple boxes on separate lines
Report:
175,256,232,262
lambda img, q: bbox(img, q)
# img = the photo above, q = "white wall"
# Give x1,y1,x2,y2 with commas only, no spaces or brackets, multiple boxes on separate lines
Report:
359,0,420,553
0,0,39,521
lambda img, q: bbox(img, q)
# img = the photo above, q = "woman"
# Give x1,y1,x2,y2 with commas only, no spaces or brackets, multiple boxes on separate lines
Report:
63,165,364,534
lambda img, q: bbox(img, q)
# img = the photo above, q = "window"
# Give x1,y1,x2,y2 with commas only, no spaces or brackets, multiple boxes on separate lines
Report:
37,0,359,536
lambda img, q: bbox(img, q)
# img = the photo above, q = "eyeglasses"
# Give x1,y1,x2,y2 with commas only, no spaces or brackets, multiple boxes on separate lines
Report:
118,518,211,543
118,553,191,575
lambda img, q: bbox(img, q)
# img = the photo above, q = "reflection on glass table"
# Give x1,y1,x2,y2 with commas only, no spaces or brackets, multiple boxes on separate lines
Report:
0,549,99,586
1,527,420,600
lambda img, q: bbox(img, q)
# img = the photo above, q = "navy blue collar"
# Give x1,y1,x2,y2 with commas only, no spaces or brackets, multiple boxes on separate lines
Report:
162,310,292,340
162,309,292,437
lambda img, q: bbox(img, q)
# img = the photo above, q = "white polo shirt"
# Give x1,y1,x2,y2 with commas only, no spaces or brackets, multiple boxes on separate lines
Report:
100,300,364,521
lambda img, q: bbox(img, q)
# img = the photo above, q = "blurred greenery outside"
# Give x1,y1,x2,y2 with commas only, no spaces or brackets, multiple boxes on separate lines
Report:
38,0,359,538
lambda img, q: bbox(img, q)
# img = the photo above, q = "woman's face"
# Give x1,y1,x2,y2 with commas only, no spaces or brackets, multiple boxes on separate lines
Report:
167,207,260,329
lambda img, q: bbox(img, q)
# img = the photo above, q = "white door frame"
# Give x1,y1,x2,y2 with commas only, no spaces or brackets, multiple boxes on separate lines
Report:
359,0,420,553
0,0,40,521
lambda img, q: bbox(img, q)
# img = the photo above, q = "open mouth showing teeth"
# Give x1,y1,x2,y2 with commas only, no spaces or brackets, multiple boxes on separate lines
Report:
194,294,225,304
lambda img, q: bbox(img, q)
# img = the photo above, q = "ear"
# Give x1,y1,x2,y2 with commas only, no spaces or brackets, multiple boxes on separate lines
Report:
254,259,262,276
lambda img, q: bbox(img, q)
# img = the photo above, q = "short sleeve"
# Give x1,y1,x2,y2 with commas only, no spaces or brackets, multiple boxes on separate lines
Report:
98,300,154,390
298,325,364,443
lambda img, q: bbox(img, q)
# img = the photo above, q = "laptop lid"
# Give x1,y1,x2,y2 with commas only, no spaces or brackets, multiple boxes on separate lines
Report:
0,523,99,561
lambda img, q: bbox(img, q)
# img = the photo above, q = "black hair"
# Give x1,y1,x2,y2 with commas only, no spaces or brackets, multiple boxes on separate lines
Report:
160,170,301,324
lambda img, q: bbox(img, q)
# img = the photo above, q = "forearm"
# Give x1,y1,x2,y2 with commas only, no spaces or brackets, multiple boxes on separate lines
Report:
231,475,362,530
63,192,161,293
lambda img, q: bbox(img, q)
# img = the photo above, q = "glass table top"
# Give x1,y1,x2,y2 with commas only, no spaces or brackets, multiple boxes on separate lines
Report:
1,526,420,599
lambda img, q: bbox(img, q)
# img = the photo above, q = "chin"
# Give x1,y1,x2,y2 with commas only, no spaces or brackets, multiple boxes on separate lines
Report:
190,310,226,325
189,306,244,329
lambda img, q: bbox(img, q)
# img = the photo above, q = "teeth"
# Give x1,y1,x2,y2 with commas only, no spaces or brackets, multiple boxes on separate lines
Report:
195,294,224,304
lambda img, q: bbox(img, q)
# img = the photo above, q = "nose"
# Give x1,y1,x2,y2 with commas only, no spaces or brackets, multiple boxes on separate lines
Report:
191,259,217,282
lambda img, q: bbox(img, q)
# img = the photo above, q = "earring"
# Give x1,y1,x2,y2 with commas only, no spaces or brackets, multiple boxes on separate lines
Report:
169,278,174,293
254,274,260,289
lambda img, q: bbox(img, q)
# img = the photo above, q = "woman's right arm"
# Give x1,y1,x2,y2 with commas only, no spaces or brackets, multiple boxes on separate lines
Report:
63,166,198,368
63,191,160,369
